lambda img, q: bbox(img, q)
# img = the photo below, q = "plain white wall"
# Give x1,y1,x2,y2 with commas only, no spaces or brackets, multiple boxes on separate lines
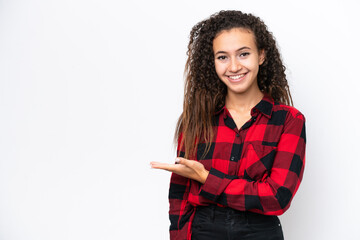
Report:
1,0,359,239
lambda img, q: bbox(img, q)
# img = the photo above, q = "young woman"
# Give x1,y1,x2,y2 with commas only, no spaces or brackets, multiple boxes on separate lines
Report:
151,10,306,240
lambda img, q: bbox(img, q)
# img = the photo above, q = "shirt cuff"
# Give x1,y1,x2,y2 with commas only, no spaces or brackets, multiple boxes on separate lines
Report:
199,168,229,202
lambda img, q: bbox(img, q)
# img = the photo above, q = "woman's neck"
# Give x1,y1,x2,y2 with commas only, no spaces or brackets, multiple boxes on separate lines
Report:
225,88,264,113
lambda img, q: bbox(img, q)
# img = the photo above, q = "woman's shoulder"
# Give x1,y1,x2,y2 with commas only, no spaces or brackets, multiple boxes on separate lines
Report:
272,101,306,122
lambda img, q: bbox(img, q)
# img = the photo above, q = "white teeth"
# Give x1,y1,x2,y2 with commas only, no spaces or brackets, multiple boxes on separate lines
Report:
229,74,245,80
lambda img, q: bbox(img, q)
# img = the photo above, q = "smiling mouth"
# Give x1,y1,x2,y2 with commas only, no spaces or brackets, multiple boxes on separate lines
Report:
228,73,246,80
227,73,247,82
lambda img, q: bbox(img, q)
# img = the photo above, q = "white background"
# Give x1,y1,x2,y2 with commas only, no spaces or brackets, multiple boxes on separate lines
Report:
1,0,359,239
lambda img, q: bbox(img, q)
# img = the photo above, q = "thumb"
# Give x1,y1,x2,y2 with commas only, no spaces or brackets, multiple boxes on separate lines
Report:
177,157,194,167
176,157,187,165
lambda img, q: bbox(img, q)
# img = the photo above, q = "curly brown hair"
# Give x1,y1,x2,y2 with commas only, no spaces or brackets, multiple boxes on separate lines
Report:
175,10,293,159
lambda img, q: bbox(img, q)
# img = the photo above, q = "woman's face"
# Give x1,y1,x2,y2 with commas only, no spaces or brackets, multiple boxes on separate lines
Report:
213,28,265,96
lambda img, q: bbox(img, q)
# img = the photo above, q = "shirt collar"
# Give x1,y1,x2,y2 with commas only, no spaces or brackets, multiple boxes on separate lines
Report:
215,93,274,119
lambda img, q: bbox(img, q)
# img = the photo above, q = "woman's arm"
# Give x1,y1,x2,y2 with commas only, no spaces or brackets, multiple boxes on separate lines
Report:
168,172,192,239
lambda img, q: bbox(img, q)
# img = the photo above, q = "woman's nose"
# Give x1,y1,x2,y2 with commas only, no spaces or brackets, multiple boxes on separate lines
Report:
229,58,241,72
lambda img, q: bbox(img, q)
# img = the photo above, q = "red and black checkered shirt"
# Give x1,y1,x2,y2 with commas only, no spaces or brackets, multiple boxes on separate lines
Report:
169,93,306,240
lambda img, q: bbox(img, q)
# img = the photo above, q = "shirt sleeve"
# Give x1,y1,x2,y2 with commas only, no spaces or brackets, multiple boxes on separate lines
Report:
169,134,194,240
199,112,306,215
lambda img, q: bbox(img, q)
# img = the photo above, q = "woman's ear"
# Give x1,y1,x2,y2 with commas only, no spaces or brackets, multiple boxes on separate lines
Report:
259,49,265,65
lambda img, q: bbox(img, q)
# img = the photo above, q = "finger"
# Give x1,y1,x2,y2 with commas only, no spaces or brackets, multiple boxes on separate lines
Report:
177,157,193,168
150,162,173,170
151,162,188,173
176,157,189,165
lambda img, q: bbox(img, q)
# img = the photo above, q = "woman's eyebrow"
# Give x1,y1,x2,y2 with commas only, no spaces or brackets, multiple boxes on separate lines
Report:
214,46,251,55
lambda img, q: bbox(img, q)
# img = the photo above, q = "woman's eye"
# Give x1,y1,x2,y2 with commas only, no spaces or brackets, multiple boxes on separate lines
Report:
217,56,227,60
240,52,250,57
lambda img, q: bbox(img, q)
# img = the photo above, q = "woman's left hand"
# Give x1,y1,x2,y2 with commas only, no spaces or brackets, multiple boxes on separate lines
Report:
150,158,209,184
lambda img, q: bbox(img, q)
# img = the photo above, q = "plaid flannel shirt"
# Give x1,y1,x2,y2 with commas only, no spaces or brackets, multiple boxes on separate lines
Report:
168,93,306,240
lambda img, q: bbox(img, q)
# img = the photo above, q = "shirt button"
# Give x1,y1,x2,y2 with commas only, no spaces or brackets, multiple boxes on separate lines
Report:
230,156,235,161
253,118,257,121
236,134,240,137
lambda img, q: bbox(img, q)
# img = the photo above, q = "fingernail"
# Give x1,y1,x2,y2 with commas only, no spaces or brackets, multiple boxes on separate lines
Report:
175,158,180,164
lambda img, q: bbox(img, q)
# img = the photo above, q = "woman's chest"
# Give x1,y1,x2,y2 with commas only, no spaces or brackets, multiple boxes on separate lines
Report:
196,122,283,180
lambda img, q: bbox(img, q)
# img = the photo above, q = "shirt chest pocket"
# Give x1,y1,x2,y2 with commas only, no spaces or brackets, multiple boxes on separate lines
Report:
241,144,277,181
